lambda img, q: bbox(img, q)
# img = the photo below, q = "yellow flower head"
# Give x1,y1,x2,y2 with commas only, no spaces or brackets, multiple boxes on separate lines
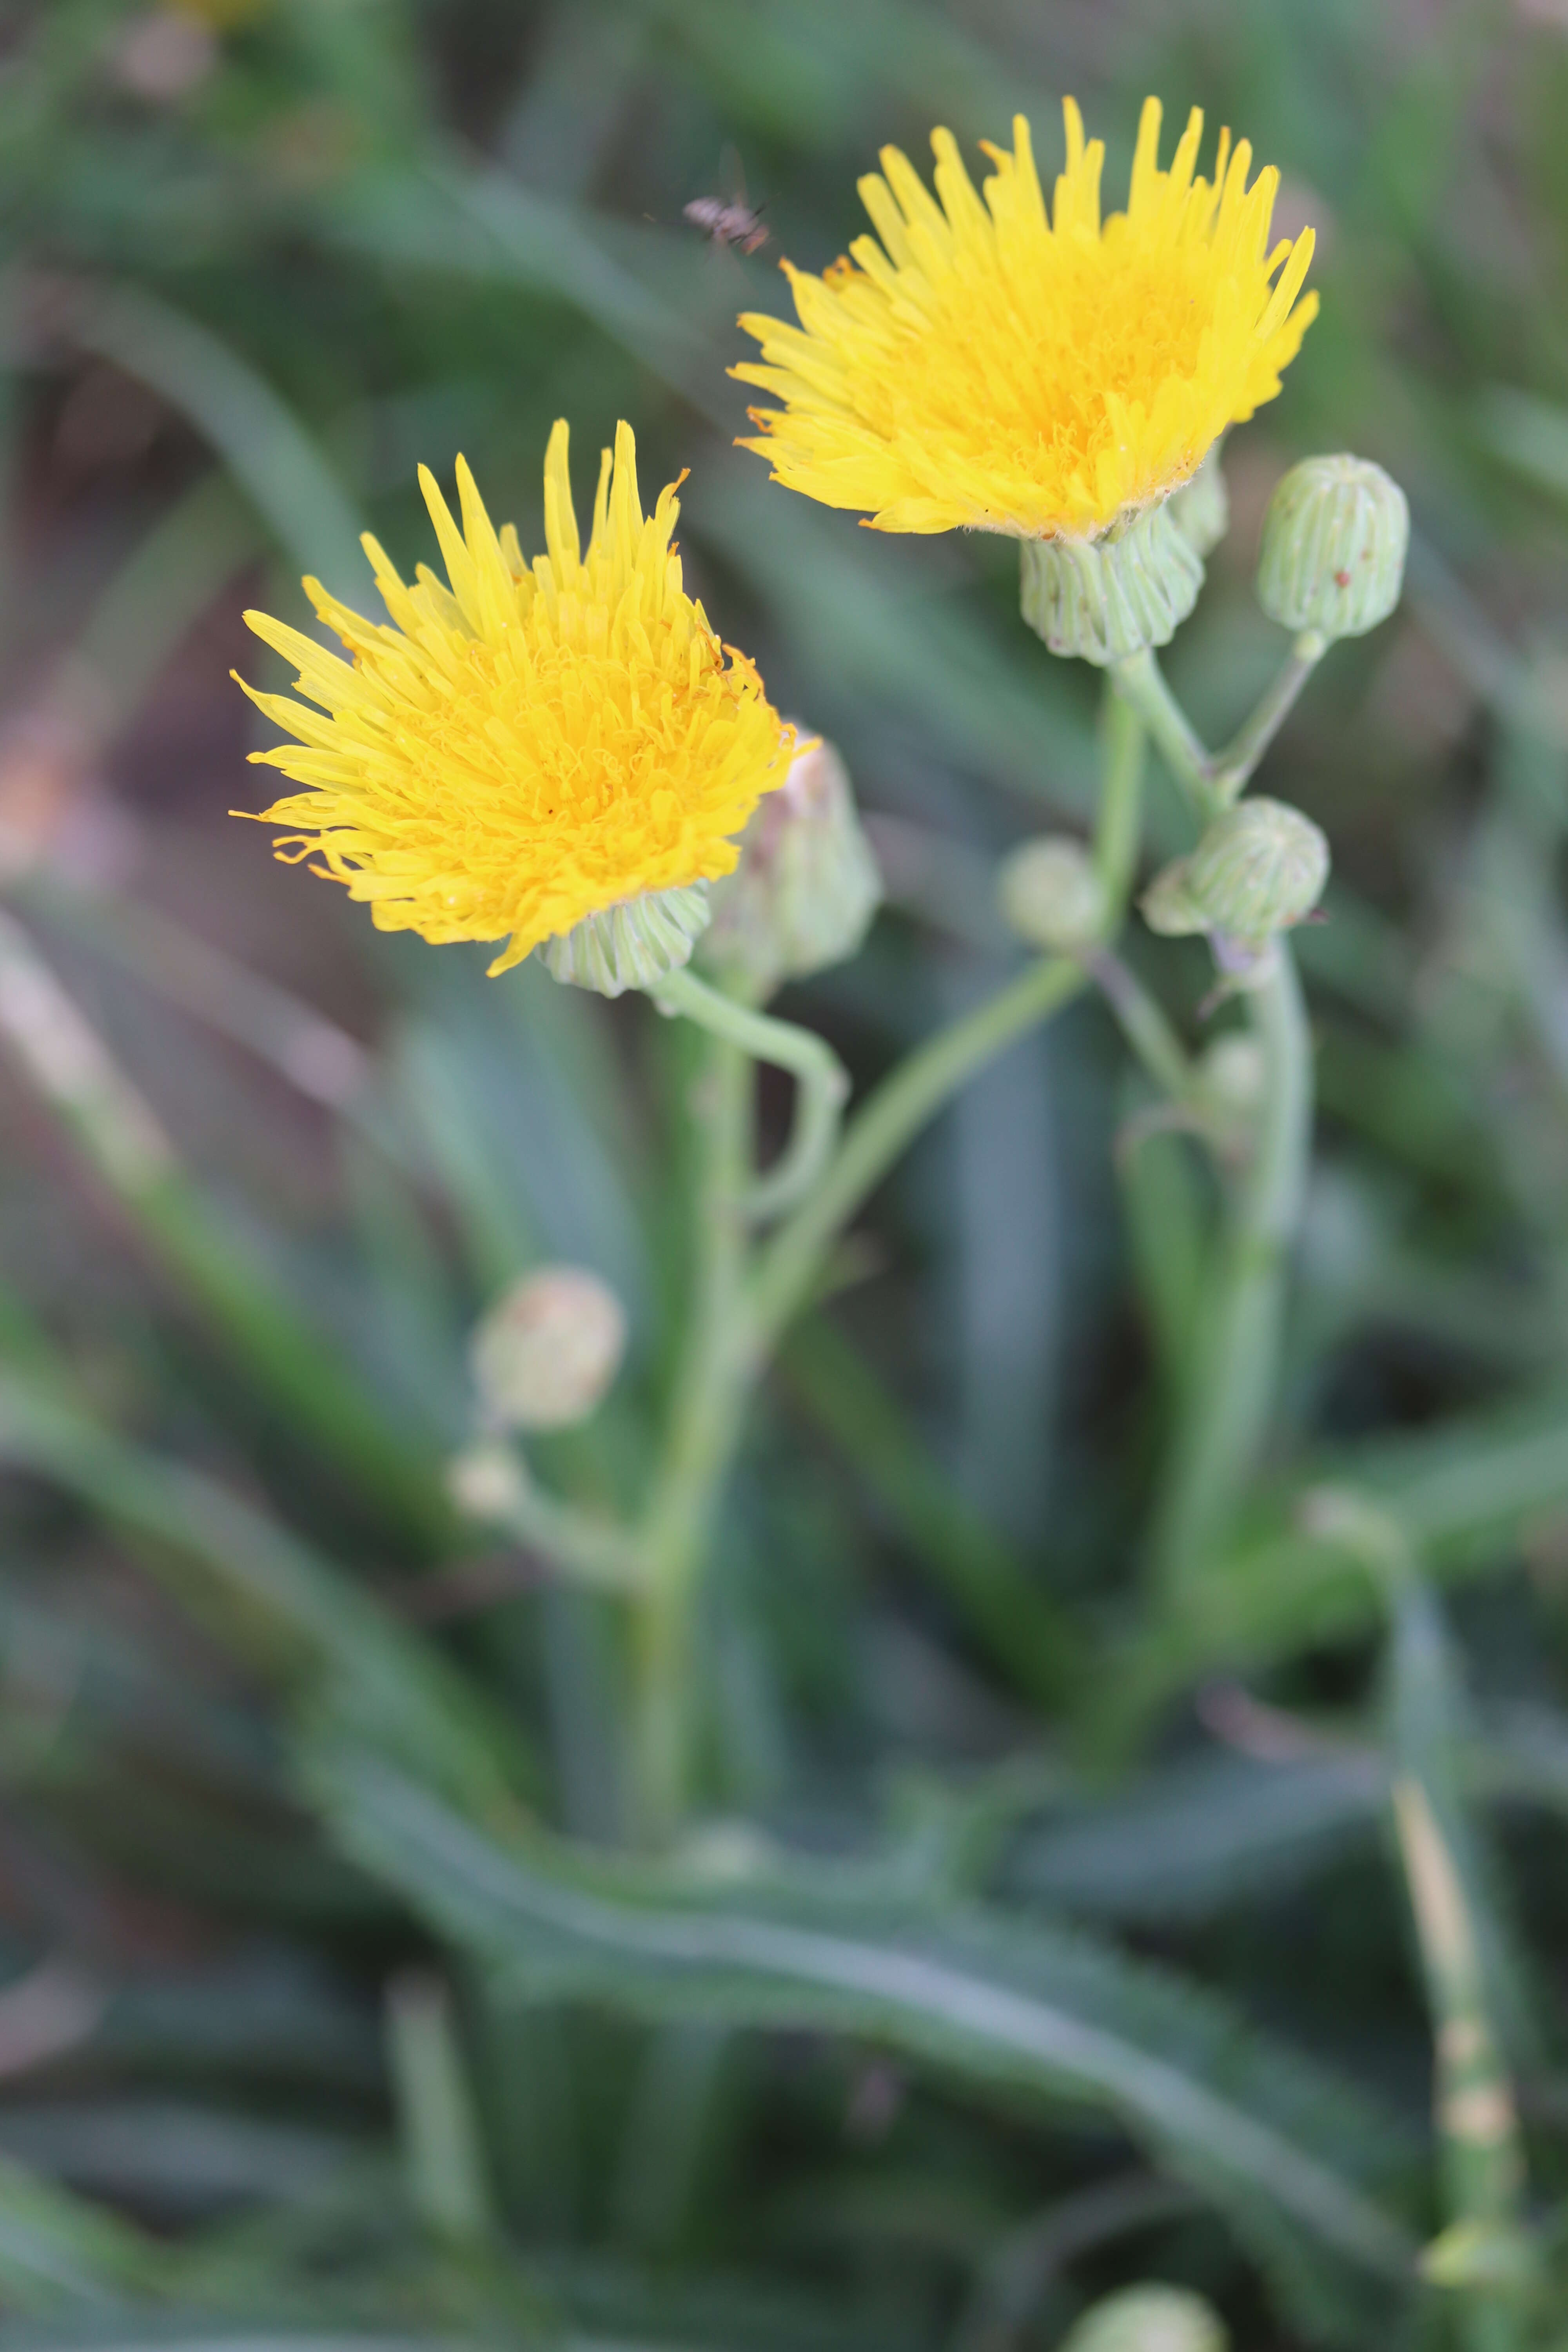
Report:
735,97,1318,541
234,424,794,976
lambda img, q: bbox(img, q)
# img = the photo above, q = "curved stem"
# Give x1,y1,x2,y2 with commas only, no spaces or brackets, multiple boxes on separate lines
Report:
1086,948,1199,1108
1151,942,1313,1593
653,966,849,1223
454,1454,646,1593
749,956,1085,1353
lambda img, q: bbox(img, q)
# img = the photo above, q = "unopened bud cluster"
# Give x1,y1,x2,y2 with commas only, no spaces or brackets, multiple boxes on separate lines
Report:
1142,797,1328,969
470,1265,626,1432
702,735,882,996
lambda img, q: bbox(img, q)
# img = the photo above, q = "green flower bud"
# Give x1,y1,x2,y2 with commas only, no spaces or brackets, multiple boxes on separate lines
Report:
996,836,1108,954
1185,796,1329,946
1169,443,1229,559
1060,2287,1227,2352
1144,798,1328,962
470,1266,627,1431
1138,857,1206,939
1257,455,1408,642
543,882,710,998
1020,503,1204,667
702,736,882,995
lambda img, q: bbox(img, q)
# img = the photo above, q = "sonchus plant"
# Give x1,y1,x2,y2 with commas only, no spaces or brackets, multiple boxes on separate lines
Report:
236,100,1405,1874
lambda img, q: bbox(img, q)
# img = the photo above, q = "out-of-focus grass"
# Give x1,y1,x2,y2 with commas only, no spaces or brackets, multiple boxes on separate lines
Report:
0,0,1568,2345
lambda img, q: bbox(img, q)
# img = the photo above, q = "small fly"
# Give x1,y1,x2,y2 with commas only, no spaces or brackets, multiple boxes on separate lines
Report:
683,148,769,255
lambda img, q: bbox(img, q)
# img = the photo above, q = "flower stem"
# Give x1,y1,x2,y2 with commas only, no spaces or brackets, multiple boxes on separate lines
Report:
1085,949,1198,1107
1113,633,1325,819
1092,683,1148,907
630,1024,754,1845
1209,630,1326,804
1150,941,1313,1593
653,965,849,1222
749,956,1086,1354
1111,650,1220,820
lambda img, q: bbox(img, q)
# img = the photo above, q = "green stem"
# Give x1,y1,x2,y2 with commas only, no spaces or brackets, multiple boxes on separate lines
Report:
1092,684,1148,908
1151,942,1313,1593
630,1027,754,1844
1111,650,1219,820
1114,635,1327,821
750,957,1086,1354
1086,949,1198,1107
1209,631,1326,803
654,965,849,1223
461,1458,646,1593
1393,1777,1530,2352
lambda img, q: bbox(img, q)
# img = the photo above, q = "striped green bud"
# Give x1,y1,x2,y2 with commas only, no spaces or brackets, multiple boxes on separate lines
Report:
1143,797,1328,955
543,883,710,998
1169,443,1230,559
1020,503,1204,667
1257,455,1408,642
702,735,882,995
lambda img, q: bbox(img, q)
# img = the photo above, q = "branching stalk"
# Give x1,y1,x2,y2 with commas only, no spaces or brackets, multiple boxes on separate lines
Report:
1210,630,1326,803
654,965,849,1223
630,1025,754,1843
1086,948,1199,1109
1113,634,1326,821
1151,942,1313,1592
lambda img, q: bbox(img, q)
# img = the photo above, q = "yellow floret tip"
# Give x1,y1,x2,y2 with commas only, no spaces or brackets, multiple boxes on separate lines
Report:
232,423,795,976
734,96,1319,541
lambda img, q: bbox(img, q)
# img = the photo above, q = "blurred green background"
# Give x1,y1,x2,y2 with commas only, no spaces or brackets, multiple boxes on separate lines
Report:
3,0,1568,2345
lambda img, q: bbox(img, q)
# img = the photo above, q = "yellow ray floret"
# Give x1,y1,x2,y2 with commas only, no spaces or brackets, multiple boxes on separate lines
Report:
234,424,794,975
735,96,1319,540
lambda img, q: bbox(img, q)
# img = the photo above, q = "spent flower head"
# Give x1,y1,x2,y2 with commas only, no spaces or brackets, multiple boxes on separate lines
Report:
736,98,1317,541
234,423,795,976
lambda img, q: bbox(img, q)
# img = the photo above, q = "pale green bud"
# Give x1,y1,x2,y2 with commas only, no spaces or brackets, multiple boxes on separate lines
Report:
1186,797,1329,944
543,882,710,998
1257,455,1408,642
1059,2287,1226,2352
702,735,882,995
1143,797,1328,957
470,1266,626,1432
1197,1029,1267,1152
1138,858,1206,939
1169,443,1229,559
446,1439,528,1521
996,836,1107,954
1020,503,1204,667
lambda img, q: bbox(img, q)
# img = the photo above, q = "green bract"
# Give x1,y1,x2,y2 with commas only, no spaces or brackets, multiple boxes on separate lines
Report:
1020,502,1204,666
